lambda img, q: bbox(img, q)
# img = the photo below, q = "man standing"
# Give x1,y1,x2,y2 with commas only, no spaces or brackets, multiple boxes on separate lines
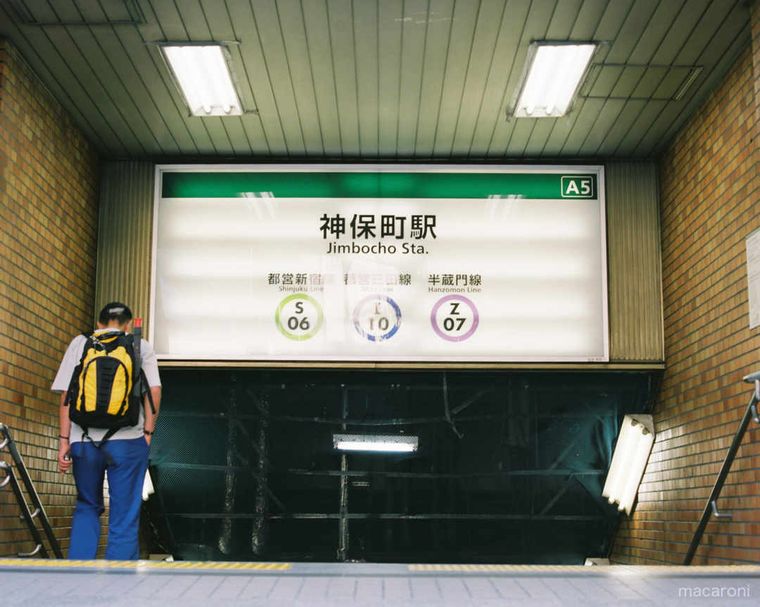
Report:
52,302,162,560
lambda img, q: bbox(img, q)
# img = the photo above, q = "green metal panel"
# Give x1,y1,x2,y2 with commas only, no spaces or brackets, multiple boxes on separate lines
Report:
94,161,155,332
605,161,664,362
160,170,598,199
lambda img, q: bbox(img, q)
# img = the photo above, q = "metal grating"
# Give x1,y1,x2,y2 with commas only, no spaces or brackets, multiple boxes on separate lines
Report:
142,368,659,564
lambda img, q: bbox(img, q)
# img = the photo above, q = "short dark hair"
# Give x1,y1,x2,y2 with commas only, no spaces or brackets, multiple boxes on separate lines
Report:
98,302,133,325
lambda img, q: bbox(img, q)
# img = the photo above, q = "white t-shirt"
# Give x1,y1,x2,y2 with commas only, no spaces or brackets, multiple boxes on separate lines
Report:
51,329,161,443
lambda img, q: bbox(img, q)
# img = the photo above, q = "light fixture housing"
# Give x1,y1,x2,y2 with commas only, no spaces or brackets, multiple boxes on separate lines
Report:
602,414,655,515
513,42,597,118
333,434,418,453
162,44,242,116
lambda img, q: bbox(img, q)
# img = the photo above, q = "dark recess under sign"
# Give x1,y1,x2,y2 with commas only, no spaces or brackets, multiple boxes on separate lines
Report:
143,369,659,564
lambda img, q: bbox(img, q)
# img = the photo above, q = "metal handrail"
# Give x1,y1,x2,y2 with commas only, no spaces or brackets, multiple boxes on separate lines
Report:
683,371,760,565
0,460,49,557
0,424,64,558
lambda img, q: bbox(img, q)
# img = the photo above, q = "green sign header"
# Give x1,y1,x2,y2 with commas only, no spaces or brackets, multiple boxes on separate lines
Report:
161,171,599,200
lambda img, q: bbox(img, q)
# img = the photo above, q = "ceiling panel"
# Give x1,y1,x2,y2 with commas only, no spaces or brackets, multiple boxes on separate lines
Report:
396,0,430,157
412,0,457,157
224,0,286,154
627,0,750,156
537,0,634,157
0,0,752,159
487,0,557,157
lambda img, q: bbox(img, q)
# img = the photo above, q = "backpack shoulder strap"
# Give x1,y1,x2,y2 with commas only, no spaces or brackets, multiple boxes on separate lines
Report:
99,427,120,447
126,331,155,415
130,332,144,394
81,426,120,450
80,332,95,350
141,370,157,415
66,334,96,407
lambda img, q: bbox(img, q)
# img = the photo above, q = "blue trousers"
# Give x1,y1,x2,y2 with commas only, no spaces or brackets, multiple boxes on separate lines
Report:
69,437,149,560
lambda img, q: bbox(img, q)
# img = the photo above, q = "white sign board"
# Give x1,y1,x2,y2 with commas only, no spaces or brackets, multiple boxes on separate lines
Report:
151,165,608,362
747,228,760,330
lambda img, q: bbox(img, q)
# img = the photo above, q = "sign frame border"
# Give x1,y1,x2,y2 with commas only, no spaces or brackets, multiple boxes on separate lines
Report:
149,163,609,364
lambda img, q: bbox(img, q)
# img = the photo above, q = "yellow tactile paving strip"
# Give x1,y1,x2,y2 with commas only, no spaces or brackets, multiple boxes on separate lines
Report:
0,559,290,571
409,564,760,574
1,559,758,576
410,564,587,572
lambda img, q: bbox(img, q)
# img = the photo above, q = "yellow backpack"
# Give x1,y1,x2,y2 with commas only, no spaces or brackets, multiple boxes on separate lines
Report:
67,331,144,444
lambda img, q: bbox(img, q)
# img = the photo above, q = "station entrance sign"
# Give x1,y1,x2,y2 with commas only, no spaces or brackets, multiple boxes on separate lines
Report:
151,165,608,362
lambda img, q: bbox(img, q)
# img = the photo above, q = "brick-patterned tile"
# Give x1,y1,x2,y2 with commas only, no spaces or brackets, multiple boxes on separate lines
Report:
0,39,99,557
611,41,760,566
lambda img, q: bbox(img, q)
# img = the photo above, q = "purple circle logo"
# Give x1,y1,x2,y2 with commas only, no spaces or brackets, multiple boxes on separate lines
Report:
431,295,479,342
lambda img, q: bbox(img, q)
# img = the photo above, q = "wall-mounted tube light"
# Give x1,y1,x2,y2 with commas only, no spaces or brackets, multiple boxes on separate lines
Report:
513,42,597,118
162,45,242,116
602,414,655,515
333,434,418,453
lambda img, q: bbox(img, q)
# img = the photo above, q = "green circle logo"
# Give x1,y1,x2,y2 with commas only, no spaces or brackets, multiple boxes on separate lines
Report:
275,293,324,341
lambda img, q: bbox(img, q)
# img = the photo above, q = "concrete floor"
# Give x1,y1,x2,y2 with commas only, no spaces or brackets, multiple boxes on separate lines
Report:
1,560,759,606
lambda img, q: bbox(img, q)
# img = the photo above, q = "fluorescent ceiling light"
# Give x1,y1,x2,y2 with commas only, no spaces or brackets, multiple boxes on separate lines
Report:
514,43,596,118
162,45,242,116
333,434,418,453
602,414,655,515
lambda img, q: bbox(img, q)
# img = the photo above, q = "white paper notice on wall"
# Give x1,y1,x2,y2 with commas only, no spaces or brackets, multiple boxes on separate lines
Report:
151,165,609,362
747,228,760,330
